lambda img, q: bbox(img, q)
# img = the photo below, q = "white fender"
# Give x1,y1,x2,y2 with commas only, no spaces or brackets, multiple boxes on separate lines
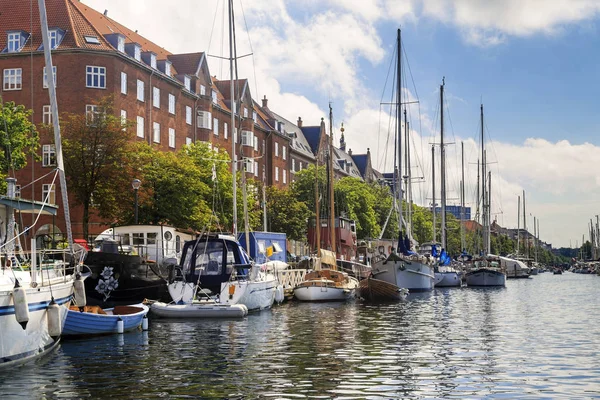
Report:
47,301,62,338
12,282,29,330
274,285,284,304
73,277,86,306
117,317,124,334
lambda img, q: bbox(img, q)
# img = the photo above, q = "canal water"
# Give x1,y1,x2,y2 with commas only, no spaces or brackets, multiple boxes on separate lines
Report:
1,272,599,399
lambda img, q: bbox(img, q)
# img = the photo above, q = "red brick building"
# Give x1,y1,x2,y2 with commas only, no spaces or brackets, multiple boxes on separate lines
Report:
0,0,294,244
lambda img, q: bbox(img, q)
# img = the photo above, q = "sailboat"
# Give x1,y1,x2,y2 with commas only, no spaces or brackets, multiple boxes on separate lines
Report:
432,79,461,288
294,106,359,302
370,29,435,292
151,0,279,317
464,104,506,287
0,0,83,366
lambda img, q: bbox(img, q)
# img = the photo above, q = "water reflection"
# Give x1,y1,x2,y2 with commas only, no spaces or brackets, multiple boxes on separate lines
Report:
1,274,599,398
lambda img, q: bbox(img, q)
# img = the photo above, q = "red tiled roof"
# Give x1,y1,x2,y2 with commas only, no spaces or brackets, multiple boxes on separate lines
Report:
168,52,204,76
0,0,113,52
70,0,172,59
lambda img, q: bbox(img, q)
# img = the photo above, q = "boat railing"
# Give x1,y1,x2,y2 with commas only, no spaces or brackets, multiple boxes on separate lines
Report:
276,269,307,291
1,247,72,285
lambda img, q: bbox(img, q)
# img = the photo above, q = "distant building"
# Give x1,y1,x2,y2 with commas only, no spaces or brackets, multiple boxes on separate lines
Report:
432,205,471,221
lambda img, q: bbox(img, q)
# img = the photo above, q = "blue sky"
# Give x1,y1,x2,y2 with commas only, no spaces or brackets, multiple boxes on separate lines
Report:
83,0,600,248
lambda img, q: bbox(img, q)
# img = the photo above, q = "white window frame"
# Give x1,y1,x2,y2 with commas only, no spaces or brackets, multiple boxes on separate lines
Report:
275,142,279,157
85,104,103,125
42,105,52,125
153,122,160,143
184,76,191,91
275,166,279,182
244,158,254,174
42,184,56,204
169,128,175,148
85,65,106,89
164,62,171,76
196,111,212,129
292,159,296,173
150,54,157,69
253,111,257,123
254,161,258,177
283,146,287,160
211,90,218,104
42,144,56,167
253,136,258,151
153,87,160,108
224,122,228,139
243,107,248,118
200,85,206,96
186,137,192,145
213,118,219,136
136,116,144,138
168,94,175,114
137,79,144,102
121,72,127,94
185,106,192,125
234,128,238,143
241,130,253,147
283,169,287,184
3,68,22,90
134,45,141,61
120,110,127,131
7,32,21,53
117,36,125,53
43,66,56,89
48,29,58,50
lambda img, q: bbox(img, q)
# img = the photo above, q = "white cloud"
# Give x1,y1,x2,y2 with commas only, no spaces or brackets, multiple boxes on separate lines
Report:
80,0,600,247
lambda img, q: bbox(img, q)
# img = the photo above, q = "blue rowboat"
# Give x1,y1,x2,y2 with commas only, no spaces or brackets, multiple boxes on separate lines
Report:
63,304,148,336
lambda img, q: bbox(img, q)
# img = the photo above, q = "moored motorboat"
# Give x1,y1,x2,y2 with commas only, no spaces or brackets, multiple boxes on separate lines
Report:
465,256,506,287
434,266,462,287
63,304,149,336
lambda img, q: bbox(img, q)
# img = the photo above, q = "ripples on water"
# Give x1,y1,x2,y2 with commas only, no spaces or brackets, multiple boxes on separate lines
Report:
1,273,600,399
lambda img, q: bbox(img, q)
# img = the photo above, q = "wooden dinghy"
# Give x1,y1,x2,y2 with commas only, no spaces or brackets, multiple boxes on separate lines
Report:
358,277,409,302
63,304,149,336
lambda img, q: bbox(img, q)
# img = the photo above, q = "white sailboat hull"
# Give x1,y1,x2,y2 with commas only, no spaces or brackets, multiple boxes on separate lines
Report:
372,258,435,291
465,269,506,287
219,274,279,311
0,278,73,367
434,271,462,287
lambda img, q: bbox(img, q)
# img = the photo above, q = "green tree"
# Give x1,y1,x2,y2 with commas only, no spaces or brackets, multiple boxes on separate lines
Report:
0,101,39,192
265,186,311,240
335,177,380,239
61,97,134,238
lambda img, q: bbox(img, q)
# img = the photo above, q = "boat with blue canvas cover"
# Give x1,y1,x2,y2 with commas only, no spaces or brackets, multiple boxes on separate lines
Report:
63,304,149,336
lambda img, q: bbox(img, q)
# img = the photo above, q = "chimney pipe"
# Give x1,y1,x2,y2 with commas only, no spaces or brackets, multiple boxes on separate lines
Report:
297,117,302,128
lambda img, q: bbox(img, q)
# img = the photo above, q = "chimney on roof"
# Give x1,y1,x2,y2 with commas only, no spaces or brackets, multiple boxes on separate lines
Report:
348,148,352,156
104,10,108,16
297,117,302,128
262,95,268,108
367,147,370,155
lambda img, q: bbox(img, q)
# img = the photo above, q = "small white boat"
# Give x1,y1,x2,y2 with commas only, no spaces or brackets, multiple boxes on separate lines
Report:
150,301,248,318
294,269,358,302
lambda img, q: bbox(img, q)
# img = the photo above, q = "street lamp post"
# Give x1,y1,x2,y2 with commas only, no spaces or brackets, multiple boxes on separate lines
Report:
132,179,141,224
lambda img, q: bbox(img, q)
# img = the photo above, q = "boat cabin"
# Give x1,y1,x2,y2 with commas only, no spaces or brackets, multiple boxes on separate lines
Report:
176,234,252,294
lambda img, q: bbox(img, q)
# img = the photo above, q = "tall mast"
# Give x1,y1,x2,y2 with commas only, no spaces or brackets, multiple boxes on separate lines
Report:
460,141,465,252
228,0,238,237
440,79,446,250
38,0,73,252
405,110,413,237
432,145,436,242
396,28,403,235
480,104,487,255
315,159,320,257
523,190,527,258
476,158,480,252
487,171,491,254
517,195,520,255
328,104,336,255
533,217,540,262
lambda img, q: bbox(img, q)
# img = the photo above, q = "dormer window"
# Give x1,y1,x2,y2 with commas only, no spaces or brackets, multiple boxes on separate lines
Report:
150,54,156,69
184,76,191,91
252,111,257,123
164,62,171,76
37,29,64,51
134,45,141,61
211,90,218,104
141,51,157,69
117,36,125,52
7,32,22,52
